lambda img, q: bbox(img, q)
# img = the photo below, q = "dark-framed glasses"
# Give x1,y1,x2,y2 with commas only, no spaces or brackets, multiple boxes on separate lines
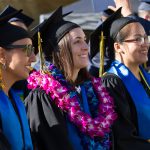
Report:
4,44,35,57
122,36,150,45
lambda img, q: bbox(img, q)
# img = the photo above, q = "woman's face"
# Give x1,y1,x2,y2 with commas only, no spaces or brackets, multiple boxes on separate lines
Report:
4,38,36,81
117,22,149,66
69,27,89,71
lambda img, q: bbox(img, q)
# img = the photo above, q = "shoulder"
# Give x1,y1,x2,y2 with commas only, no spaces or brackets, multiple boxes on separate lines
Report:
101,73,124,88
101,73,132,106
24,88,51,107
27,88,50,99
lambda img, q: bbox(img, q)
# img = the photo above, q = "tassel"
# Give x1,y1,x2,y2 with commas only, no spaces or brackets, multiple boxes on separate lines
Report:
38,31,45,73
143,63,147,70
99,31,105,77
139,69,150,90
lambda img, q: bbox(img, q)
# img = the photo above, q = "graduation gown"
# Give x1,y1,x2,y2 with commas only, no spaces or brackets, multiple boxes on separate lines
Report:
12,79,30,100
0,89,33,150
102,73,150,150
25,88,73,150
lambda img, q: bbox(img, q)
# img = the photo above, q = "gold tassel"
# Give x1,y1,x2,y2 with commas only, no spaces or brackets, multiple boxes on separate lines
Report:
139,69,150,90
143,63,147,70
0,63,5,90
38,31,45,73
99,31,104,77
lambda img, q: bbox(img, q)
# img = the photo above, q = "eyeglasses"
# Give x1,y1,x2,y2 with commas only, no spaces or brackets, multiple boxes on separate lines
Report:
121,36,150,45
4,44,35,57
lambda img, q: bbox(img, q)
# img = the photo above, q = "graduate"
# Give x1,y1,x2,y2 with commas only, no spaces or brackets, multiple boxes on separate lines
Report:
25,6,117,150
0,10,35,150
0,5,36,100
107,0,150,71
90,7,150,150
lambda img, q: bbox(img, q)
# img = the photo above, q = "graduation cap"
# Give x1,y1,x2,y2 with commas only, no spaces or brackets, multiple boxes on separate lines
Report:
138,0,150,11
90,7,139,76
0,9,30,47
90,8,122,59
100,9,115,18
0,5,34,27
31,6,79,59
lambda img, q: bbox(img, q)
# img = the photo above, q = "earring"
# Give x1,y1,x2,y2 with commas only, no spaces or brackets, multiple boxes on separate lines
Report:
0,63,5,90
2,63,6,70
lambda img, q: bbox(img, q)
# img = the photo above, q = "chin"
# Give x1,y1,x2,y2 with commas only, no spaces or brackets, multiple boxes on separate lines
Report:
80,65,88,69
20,72,29,80
141,58,148,64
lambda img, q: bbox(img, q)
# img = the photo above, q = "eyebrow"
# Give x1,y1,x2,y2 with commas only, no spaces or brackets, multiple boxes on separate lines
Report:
133,34,147,37
74,36,86,40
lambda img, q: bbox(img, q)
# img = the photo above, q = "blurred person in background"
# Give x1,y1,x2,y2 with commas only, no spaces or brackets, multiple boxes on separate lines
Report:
138,0,150,21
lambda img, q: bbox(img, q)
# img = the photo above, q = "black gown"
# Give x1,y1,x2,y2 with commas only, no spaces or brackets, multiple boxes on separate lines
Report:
25,88,73,150
102,73,150,150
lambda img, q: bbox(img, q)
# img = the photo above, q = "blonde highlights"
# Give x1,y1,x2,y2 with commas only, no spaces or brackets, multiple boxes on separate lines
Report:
52,33,74,82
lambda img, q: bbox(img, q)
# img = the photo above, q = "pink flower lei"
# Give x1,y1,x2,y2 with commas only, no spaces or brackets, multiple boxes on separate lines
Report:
27,66,117,138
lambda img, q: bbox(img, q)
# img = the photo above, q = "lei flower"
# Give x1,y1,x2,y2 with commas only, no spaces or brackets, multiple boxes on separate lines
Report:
27,64,117,138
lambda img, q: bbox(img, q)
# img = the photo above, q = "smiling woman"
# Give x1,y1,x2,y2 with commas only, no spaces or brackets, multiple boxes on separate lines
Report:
0,10,35,150
90,8,150,150
25,6,117,150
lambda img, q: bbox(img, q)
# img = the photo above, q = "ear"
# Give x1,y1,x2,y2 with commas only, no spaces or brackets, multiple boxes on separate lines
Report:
0,47,6,65
114,42,124,54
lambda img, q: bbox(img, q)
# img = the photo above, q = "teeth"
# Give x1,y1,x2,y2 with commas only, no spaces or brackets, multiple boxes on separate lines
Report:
141,51,148,54
80,54,87,58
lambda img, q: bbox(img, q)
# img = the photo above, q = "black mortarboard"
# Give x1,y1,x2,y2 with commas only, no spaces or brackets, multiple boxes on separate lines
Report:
110,17,139,40
0,9,31,47
100,9,115,18
0,5,34,27
90,8,122,60
31,6,79,59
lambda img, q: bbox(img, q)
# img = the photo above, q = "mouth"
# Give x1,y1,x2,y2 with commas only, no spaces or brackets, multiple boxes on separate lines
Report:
26,66,33,72
140,50,148,55
79,54,88,58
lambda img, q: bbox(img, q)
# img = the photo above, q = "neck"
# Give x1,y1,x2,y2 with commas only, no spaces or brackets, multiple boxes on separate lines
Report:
124,62,141,81
115,57,141,81
71,68,80,82
2,71,16,96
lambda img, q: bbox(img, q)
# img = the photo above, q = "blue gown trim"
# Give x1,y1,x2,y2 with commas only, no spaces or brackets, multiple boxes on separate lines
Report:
0,89,33,150
108,60,150,139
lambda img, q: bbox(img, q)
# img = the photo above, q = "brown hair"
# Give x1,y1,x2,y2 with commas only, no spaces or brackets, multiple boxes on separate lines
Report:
52,32,90,84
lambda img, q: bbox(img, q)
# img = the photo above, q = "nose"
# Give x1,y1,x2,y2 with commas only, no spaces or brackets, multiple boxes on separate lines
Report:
82,41,89,51
142,41,150,48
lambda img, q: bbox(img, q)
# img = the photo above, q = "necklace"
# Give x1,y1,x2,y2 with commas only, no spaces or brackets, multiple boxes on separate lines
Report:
27,64,117,138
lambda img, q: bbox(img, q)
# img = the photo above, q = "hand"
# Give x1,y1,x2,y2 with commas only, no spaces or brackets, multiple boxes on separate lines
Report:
108,0,133,17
